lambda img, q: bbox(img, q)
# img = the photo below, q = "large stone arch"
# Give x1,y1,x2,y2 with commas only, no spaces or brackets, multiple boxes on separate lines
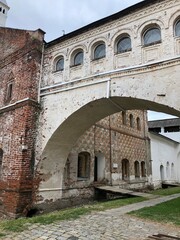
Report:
36,55,180,204
36,96,180,201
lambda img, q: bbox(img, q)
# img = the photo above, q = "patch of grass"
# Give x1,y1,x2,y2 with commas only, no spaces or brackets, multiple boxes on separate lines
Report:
150,186,180,196
88,196,145,211
0,196,145,233
129,197,180,226
0,233,6,238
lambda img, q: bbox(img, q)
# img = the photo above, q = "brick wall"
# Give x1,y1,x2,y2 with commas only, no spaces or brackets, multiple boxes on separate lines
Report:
0,27,44,217
62,110,150,200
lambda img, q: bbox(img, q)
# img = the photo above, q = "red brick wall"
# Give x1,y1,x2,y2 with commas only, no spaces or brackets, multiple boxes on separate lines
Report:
0,28,44,217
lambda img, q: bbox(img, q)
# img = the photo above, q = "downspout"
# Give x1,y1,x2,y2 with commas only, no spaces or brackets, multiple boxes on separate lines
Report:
38,42,45,103
109,115,113,186
106,79,113,185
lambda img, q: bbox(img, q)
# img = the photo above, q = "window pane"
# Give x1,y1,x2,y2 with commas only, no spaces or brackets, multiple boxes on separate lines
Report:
74,51,83,65
94,44,106,59
77,152,90,178
175,20,180,37
117,37,131,53
144,28,161,45
0,149,3,176
56,58,64,71
130,114,134,128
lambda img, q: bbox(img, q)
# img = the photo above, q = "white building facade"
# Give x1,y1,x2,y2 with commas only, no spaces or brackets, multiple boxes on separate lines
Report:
0,0,9,27
149,118,180,188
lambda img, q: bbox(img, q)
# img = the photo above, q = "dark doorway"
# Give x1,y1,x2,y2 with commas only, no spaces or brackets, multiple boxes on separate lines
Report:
94,156,98,182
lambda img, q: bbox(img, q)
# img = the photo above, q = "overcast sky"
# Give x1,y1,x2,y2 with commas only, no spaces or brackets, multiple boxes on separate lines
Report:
5,0,177,121
6,0,144,42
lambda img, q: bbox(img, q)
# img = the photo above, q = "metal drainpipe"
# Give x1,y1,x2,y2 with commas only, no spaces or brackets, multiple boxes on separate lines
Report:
109,115,113,186
106,78,113,185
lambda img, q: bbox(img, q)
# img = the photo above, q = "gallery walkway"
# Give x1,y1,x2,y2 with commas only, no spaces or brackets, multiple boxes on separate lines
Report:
2,193,180,240
95,185,160,199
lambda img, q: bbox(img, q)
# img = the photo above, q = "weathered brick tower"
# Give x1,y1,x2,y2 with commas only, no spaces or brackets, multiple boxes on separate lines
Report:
0,27,44,217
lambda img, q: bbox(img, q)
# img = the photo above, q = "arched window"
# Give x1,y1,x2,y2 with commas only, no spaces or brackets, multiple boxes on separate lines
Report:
134,161,140,178
129,114,134,128
117,36,131,53
74,51,84,66
175,19,180,37
122,111,126,125
77,152,90,179
136,117,141,130
143,27,161,46
94,43,106,60
122,159,129,180
141,161,146,177
55,57,64,71
0,149,3,176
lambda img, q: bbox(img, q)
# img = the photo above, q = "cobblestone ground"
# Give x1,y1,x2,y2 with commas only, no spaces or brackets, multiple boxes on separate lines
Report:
2,194,180,240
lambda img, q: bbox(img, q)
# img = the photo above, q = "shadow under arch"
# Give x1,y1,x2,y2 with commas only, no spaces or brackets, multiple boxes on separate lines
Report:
37,96,180,190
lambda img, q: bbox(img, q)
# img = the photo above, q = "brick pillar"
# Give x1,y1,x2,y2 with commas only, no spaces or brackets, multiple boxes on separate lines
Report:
0,102,40,218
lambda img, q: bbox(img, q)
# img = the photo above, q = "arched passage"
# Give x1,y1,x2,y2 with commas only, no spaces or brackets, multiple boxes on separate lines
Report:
36,96,180,202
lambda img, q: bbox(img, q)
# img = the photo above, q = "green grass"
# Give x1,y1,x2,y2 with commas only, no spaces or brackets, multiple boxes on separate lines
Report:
0,233,6,238
0,196,144,234
129,197,180,226
150,186,180,196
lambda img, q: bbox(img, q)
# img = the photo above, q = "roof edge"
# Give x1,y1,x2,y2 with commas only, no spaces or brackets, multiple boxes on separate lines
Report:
45,0,162,48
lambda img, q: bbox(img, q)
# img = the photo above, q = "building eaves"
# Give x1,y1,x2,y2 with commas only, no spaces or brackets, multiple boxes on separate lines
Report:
45,0,163,48
149,131,180,144
0,0,10,9
148,118,180,128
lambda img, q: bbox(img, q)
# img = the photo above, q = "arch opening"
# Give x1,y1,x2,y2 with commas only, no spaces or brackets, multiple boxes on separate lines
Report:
37,96,180,196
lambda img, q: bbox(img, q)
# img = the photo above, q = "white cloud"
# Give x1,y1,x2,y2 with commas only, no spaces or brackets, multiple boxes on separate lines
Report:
6,0,142,41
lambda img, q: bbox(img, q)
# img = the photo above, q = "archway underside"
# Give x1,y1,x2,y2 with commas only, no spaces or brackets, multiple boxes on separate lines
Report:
36,96,180,203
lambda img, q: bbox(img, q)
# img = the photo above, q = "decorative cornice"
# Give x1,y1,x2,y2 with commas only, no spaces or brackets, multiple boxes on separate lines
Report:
0,98,40,115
